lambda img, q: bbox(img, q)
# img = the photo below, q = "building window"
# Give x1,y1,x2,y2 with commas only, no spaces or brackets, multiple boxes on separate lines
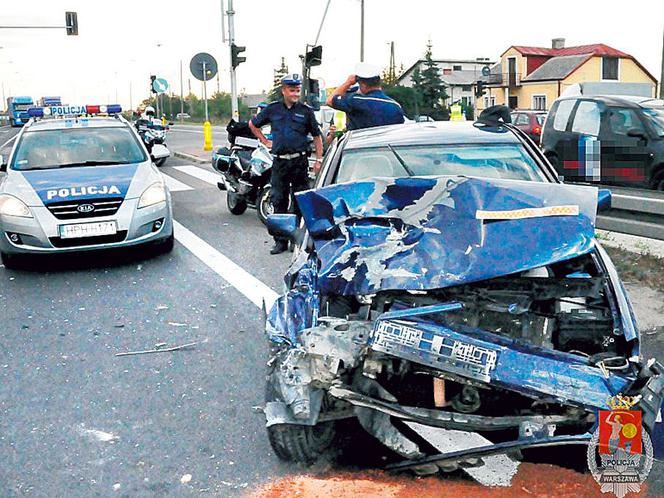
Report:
484,96,496,108
532,95,547,111
602,57,619,80
462,96,473,106
461,85,471,92
453,65,462,71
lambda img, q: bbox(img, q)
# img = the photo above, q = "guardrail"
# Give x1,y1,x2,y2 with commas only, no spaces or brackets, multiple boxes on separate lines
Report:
594,185,664,241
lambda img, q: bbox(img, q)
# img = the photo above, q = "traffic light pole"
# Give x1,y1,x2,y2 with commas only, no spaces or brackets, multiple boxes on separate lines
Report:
227,0,239,121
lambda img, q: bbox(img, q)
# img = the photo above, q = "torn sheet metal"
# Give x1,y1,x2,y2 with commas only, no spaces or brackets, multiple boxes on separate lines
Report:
295,176,599,296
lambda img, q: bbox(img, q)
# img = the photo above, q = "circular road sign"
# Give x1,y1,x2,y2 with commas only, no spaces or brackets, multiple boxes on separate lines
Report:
190,52,218,82
481,65,491,77
152,77,169,94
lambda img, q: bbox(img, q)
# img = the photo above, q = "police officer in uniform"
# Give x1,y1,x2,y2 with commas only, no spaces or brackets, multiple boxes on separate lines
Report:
326,63,405,130
249,74,323,255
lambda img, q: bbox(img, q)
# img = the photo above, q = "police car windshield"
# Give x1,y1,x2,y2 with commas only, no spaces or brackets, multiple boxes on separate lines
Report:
11,127,147,171
336,144,546,183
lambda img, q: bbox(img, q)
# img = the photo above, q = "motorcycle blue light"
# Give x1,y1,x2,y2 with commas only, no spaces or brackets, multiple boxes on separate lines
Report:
106,104,122,114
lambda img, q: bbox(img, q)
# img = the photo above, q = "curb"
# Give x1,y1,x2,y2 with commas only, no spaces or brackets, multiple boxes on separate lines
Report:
596,229,664,259
173,151,209,164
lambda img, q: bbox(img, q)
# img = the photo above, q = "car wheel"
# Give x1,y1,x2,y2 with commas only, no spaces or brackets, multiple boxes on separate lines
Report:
546,154,559,170
265,352,336,463
155,157,167,167
257,186,274,226
655,174,664,192
1,252,22,270
226,192,247,215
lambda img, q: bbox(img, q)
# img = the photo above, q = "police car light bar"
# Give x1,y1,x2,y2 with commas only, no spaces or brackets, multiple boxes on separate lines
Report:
27,104,123,118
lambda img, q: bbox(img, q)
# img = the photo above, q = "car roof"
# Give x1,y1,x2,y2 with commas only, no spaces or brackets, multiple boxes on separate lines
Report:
344,121,522,150
24,117,129,132
556,95,664,108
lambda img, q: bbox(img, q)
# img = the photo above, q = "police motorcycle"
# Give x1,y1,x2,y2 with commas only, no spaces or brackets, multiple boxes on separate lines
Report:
135,107,171,167
212,119,280,226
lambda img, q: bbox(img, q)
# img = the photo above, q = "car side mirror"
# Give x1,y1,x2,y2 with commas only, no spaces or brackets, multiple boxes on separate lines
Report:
597,189,612,212
267,214,298,241
626,128,646,140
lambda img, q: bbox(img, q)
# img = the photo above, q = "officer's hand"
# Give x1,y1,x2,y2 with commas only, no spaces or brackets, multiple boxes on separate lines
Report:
346,74,357,86
313,158,322,174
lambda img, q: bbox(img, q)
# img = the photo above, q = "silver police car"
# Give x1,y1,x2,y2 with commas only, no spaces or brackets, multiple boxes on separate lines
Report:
0,106,173,268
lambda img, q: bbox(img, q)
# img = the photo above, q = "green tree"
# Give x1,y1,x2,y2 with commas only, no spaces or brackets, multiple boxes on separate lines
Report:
412,40,449,120
383,84,420,119
268,57,289,102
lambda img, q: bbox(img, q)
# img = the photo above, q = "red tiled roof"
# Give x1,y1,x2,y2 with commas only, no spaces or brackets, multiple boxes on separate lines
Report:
509,44,631,58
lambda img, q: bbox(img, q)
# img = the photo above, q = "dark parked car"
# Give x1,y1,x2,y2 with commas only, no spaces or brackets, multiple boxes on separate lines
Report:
261,119,664,475
511,110,547,143
541,95,664,190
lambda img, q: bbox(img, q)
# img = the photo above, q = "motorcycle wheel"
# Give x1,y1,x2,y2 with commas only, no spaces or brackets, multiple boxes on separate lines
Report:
257,186,274,226
226,191,248,215
155,157,167,167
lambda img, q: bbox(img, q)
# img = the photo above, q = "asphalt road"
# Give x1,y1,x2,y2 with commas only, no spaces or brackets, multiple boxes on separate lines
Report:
0,124,662,497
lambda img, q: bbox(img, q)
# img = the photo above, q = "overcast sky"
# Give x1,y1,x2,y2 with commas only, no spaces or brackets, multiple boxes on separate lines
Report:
1,1,662,110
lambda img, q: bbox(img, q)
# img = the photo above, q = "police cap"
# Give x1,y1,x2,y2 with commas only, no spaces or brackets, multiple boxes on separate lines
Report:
281,73,302,86
354,62,382,80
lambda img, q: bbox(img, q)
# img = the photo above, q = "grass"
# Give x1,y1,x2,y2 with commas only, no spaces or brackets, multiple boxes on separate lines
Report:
604,245,664,293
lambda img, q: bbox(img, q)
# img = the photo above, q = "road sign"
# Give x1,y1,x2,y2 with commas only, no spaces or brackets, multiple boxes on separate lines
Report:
481,65,491,77
152,78,169,94
190,53,218,82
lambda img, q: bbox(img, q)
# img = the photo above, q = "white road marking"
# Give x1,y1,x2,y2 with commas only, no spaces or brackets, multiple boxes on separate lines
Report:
405,422,519,486
0,134,17,149
173,220,278,310
162,173,193,192
173,165,221,186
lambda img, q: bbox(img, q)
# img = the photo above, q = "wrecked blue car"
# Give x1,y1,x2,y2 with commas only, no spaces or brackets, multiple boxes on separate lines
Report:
262,120,663,479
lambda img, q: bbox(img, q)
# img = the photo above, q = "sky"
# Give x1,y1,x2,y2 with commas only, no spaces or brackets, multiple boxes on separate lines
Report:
0,0,662,110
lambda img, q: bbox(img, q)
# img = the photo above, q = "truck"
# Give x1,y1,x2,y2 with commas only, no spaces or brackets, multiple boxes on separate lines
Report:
6,96,34,127
38,96,62,107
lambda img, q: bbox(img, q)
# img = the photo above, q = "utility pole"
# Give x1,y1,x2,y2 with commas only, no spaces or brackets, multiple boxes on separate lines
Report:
180,59,184,123
660,26,664,99
388,41,396,83
360,0,365,62
227,0,239,120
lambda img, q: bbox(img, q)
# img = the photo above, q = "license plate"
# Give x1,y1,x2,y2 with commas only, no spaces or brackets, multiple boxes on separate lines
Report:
59,221,117,239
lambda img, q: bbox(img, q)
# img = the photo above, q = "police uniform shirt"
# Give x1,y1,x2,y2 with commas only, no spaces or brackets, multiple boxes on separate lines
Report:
331,89,405,130
251,101,321,155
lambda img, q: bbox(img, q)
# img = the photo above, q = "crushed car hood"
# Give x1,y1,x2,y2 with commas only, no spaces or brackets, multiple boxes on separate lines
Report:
296,176,599,296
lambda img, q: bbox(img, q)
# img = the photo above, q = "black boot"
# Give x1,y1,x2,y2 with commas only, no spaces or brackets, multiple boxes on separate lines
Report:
270,240,288,255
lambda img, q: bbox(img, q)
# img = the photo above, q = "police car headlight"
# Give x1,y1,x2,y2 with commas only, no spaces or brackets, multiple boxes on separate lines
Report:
0,195,33,218
138,182,166,209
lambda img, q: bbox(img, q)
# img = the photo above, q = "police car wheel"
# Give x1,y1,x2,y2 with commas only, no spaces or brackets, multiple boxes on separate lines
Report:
153,233,175,255
1,252,22,270
227,192,248,215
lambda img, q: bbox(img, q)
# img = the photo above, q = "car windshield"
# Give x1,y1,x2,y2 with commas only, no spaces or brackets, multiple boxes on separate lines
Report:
11,127,147,171
335,143,547,183
641,107,664,136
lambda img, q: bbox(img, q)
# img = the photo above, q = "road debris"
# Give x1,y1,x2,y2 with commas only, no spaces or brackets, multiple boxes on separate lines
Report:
78,426,119,442
180,474,192,484
167,321,187,327
115,342,198,357
156,305,169,312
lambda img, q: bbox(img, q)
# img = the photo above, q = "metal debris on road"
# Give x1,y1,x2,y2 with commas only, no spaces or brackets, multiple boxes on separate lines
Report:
115,342,198,357
180,474,192,484
645,326,663,335
167,321,187,327
156,305,169,312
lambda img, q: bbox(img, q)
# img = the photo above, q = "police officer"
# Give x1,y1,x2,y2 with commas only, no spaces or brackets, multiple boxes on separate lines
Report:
249,74,323,255
326,63,405,130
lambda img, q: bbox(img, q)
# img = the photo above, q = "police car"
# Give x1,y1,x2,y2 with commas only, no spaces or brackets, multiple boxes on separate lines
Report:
0,104,174,268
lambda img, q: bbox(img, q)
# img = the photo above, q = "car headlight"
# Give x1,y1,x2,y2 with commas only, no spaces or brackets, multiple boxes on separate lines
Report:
137,182,166,209
0,194,33,218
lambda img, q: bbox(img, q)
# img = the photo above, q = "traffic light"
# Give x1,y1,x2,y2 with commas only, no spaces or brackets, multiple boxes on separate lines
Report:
65,11,78,36
305,45,323,67
150,75,157,94
231,44,246,69
307,79,320,110
475,80,486,98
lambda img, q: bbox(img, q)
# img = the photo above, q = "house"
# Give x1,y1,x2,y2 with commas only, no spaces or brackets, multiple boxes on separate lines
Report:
240,93,269,115
477,38,658,112
397,58,495,107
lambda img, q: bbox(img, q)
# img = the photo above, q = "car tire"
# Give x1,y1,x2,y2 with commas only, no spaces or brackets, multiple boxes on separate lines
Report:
226,192,247,215
265,351,336,463
1,252,22,270
155,157,167,167
257,186,273,226
153,232,175,255
654,171,664,191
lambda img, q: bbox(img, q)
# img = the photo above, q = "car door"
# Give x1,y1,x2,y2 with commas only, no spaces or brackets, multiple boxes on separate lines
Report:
565,99,602,183
598,107,651,187
541,99,578,178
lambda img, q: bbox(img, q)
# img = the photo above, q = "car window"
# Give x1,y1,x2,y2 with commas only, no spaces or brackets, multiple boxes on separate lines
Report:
514,114,530,126
642,107,664,136
11,127,147,171
606,108,645,136
335,144,547,183
571,101,600,136
536,114,547,126
552,100,575,131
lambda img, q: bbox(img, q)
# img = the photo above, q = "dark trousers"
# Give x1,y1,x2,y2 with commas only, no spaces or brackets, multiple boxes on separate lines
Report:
270,155,309,241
